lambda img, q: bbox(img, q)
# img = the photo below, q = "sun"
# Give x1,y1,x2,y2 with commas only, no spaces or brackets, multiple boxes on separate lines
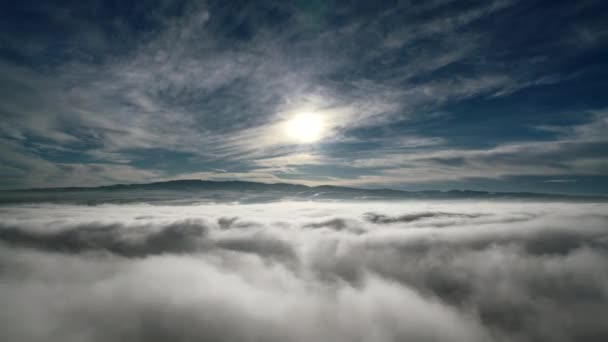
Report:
284,112,325,143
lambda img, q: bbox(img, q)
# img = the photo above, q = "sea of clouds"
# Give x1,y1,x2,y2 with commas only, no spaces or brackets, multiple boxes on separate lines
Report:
1,200,607,342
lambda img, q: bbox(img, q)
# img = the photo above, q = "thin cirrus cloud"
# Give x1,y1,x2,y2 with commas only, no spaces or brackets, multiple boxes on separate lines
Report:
0,0,607,192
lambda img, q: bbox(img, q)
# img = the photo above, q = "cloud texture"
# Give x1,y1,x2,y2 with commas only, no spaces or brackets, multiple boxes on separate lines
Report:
1,200,607,342
1,1,607,192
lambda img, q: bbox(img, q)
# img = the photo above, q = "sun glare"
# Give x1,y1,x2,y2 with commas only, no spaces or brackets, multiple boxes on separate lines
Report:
285,112,325,143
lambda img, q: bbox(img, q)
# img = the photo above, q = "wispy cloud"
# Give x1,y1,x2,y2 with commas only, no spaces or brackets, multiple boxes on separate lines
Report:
0,0,607,190
250,112,608,187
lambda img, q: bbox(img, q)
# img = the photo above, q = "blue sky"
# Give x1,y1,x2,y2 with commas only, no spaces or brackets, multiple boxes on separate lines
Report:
1,0,607,194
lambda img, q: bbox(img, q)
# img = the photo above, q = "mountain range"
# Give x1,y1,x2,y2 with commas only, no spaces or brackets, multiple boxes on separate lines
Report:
1,180,606,205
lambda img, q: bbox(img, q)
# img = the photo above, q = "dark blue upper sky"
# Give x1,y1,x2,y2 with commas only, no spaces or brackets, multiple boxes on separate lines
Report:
1,0,607,194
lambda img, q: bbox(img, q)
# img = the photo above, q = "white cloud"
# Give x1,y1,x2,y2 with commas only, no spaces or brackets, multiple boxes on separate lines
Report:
0,140,164,189
0,1,605,189
0,200,607,341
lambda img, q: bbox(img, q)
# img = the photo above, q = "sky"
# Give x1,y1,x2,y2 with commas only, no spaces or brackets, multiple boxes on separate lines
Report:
1,0,607,194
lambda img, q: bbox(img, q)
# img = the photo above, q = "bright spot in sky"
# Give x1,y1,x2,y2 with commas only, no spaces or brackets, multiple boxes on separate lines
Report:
285,112,325,143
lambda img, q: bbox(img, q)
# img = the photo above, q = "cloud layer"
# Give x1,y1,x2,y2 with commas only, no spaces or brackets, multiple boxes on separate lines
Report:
1,200,607,342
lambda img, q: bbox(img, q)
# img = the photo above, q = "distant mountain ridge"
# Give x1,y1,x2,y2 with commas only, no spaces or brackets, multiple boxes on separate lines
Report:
2,179,606,204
